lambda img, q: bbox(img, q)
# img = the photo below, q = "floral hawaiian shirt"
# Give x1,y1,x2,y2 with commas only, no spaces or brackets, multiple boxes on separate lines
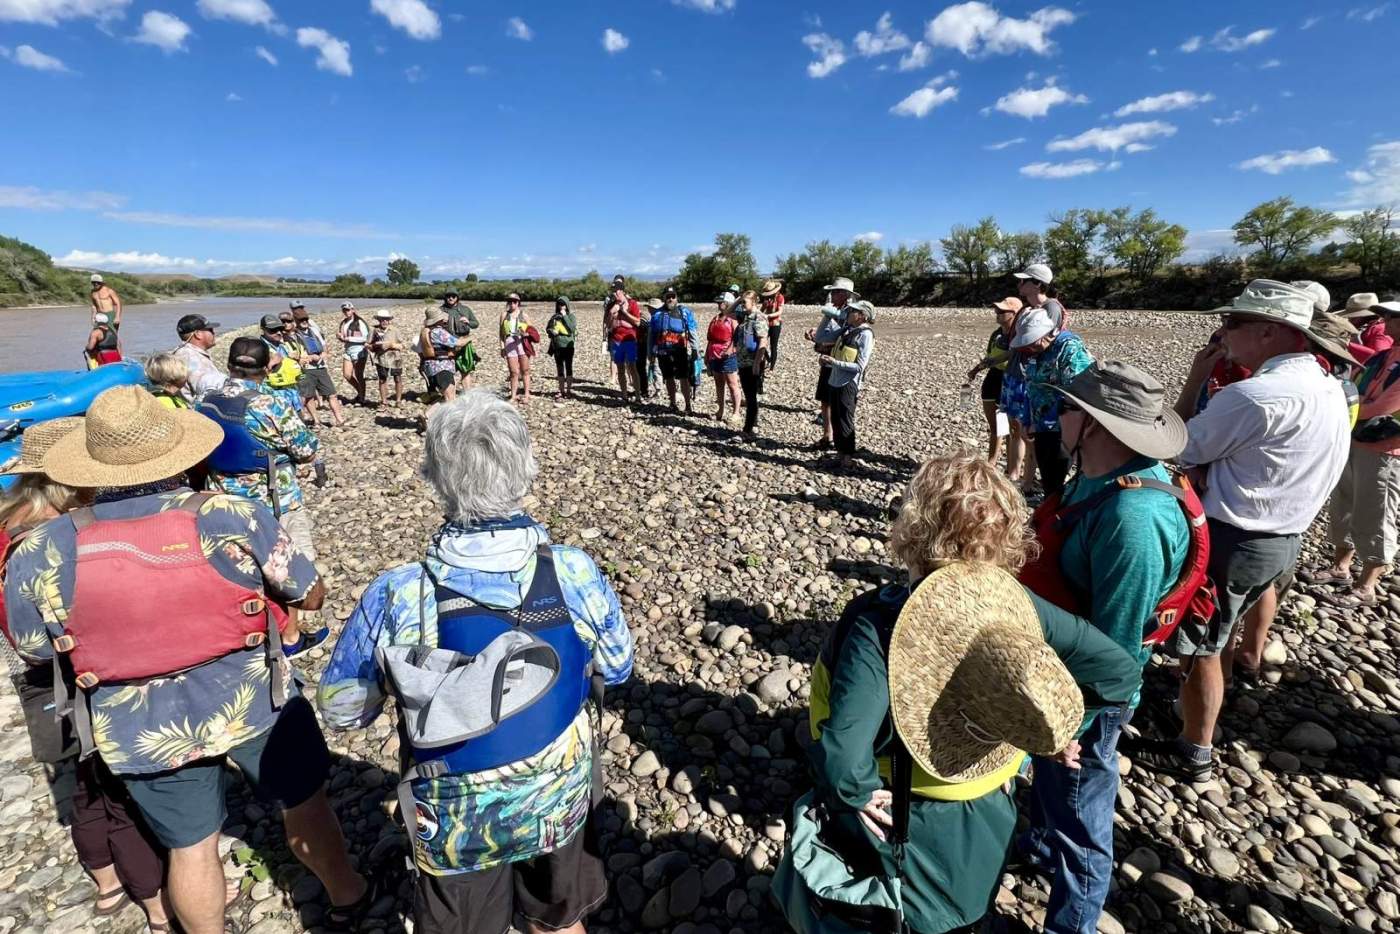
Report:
3,490,318,775
1004,330,1094,433
204,379,318,514
318,517,633,874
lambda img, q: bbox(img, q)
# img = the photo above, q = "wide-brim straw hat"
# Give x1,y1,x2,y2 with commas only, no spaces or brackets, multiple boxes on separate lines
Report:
822,276,860,297
2,417,84,475
43,386,223,489
1050,360,1187,461
761,279,783,297
1341,292,1381,319
888,563,1084,781
424,308,449,326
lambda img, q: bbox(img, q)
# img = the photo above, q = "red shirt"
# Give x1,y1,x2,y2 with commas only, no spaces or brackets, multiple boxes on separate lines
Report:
609,299,640,342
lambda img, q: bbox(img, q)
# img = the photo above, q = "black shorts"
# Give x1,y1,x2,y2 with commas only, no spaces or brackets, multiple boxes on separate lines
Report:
121,696,330,849
427,369,455,391
376,365,403,381
656,347,691,382
981,368,1004,402
815,364,834,403
412,812,606,934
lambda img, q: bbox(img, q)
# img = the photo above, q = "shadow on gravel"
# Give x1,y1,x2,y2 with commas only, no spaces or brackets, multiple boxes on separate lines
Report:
769,489,890,523
568,383,633,410
689,438,909,485
372,414,422,432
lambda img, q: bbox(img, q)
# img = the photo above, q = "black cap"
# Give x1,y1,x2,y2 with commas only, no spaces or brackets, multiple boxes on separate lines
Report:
612,274,626,285
260,314,283,331
444,288,459,298
177,314,219,337
228,336,270,371
663,286,678,298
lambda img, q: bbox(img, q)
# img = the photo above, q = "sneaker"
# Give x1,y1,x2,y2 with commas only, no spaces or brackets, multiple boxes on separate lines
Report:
283,627,330,659
313,461,328,488
1125,736,1215,783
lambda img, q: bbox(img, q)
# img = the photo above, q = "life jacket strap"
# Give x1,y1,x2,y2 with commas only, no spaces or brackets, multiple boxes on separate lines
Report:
53,634,77,653
395,758,451,874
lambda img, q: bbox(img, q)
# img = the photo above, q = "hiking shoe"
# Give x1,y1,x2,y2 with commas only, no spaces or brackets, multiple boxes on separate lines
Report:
283,627,330,658
323,873,387,933
313,461,328,488
1124,737,1215,783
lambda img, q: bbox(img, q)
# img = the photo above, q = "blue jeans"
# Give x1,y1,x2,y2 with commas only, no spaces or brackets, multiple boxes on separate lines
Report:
1020,705,1131,934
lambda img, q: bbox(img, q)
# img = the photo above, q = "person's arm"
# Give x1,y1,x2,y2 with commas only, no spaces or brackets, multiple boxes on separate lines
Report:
565,312,577,336
111,290,122,327
317,571,398,729
807,615,888,810
1358,355,1400,420
3,524,70,664
828,330,872,375
554,546,634,686
1029,591,1142,735
464,306,480,331
85,328,100,353
187,350,227,397
1174,342,1226,423
259,397,319,465
419,327,436,360
1176,387,1270,468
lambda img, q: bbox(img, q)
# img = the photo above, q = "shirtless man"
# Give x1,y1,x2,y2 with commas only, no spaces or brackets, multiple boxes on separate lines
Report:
90,274,122,328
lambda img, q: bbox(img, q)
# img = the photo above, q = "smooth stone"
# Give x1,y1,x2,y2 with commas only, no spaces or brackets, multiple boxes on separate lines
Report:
631,751,662,777
1144,872,1194,904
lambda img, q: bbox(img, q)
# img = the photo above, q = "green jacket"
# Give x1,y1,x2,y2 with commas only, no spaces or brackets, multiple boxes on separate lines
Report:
807,583,1140,933
548,303,577,350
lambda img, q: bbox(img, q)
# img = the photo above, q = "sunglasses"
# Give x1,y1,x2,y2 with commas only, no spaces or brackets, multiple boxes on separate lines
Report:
1223,315,1268,331
1059,398,1082,414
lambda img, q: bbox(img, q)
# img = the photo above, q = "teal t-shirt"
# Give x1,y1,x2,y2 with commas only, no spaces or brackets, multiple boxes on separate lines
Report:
1058,457,1190,691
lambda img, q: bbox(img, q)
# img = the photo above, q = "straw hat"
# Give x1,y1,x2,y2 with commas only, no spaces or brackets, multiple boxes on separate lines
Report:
424,307,449,326
761,279,783,297
2,417,84,476
888,563,1084,781
1342,292,1382,319
1051,360,1187,460
43,386,224,489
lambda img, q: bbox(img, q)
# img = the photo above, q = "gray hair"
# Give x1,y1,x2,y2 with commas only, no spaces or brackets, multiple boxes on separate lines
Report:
422,390,538,523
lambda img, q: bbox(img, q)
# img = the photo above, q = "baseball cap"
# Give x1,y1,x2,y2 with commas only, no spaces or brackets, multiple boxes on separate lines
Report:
1014,263,1054,285
260,314,284,331
341,302,355,310
176,314,219,337
90,274,104,284
663,286,678,298
289,300,306,310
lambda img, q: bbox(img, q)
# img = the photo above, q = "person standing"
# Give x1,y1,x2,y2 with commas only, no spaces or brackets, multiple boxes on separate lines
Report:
651,286,698,414
171,314,227,404
419,307,463,408
547,296,578,400
259,314,306,419
1005,308,1093,499
606,283,642,404
89,274,122,329
1341,291,1394,362
337,302,370,405
1016,361,1191,934
805,277,856,450
705,293,742,424
500,294,534,405
1015,263,1065,330
291,303,345,427
820,299,875,468
760,279,785,374
369,310,405,407
603,274,626,384
1132,280,1351,783
6,386,377,934
441,288,480,338
967,297,1021,466
84,313,123,369
733,290,769,436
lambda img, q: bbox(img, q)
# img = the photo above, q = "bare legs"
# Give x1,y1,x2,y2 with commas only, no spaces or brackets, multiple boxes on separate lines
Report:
982,399,1004,464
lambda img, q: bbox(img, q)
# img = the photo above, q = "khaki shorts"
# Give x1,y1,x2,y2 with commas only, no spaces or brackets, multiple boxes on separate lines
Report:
278,508,317,562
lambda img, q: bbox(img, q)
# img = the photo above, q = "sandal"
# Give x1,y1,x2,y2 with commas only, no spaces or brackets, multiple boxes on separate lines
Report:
1324,589,1378,609
1299,567,1352,586
94,888,131,916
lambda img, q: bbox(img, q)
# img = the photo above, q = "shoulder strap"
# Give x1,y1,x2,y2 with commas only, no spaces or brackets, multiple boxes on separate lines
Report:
178,491,215,515
1117,474,1187,502
889,739,913,848
70,507,96,532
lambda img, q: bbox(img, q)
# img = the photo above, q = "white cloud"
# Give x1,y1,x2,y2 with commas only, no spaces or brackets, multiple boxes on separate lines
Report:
102,209,386,237
134,11,192,52
1301,15,1324,29
891,80,958,117
672,0,735,12
506,16,532,40
1259,58,1282,68
4,43,70,71
926,2,1076,57
404,64,424,82
1114,90,1214,117
1179,35,1202,52
1209,26,1276,51
225,90,241,101
197,0,279,31
991,82,1086,118
1343,140,1400,204
854,12,912,56
984,136,1025,150
802,32,845,78
465,63,488,75
296,26,351,76
1212,105,1257,125
254,44,276,65
1047,120,1176,153
1348,5,1392,22
0,0,128,25
898,40,930,70
854,231,884,243
1236,146,1336,174
1148,47,1158,56
54,248,345,275
0,185,125,210
1020,159,1120,179
371,0,439,40
601,27,629,54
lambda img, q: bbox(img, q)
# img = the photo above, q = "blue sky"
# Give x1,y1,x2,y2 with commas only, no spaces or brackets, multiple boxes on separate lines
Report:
2,0,1397,280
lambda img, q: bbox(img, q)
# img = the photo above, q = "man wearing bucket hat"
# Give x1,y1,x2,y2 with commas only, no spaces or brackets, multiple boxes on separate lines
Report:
419,305,465,404
806,277,858,450
1137,280,1352,783
1341,291,1393,360
784,452,1140,934
3,385,378,933
820,298,876,467
1006,306,1093,499
1015,361,1192,934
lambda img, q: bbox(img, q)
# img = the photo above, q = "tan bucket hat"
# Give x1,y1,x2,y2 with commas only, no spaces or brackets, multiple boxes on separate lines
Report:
1308,311,1362,367
822,276,860,297
1050,360,1187,461
1342,292,1382,320
761,279,783,297
887,563,1085,782
43,386,223,488
424,307,449,327
2,417,84,476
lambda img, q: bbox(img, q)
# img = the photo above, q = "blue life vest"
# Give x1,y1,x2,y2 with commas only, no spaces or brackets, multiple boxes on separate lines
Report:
198,390,274,474
415,545,591,774
300,326,325,357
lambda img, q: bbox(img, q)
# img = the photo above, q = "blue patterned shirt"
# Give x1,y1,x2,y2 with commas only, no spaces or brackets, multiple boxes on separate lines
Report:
204,379,318,514
317,517,633,874
1004,331,1094,433
3,490,319,775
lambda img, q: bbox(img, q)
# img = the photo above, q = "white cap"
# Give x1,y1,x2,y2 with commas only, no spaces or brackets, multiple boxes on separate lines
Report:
90,274,104,283
341,302,355,310
716,291,736,306
1010,308,1055,349
1014,263,1053,285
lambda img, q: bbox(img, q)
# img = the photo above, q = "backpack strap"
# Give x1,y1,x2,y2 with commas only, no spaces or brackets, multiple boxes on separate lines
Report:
177,491,215,515
70,507,96,533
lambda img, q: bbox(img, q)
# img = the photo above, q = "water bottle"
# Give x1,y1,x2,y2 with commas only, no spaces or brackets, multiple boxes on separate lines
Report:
959,382,974,408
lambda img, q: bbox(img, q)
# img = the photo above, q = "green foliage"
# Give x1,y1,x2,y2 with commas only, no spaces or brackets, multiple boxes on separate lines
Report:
940,217,1000,286
1340,207,1400,282
1232,197,1338,271
0,235,162,307
675,233,759,299
1044,209,1107,285
332,272,368,288
1098,207,1188,284
994,231,1043,275
386,257,420,285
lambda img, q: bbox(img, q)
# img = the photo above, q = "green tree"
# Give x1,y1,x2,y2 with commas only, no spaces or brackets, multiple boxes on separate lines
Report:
1231,197,1338,270
675,232,759,299
332,272,367,287
994,231,1043,276
940,217,1000,286
386,257,420,285
1043,209,1106,283
1341,207,1400,282
1098,207,1188,283
848,239,885,285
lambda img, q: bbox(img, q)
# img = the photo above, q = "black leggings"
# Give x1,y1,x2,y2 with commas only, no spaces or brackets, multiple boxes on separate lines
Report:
1033,429,1069,498
767,323,782,370
738,365,762,433
832,381,859,454
553,346,574,384
634,329,651,394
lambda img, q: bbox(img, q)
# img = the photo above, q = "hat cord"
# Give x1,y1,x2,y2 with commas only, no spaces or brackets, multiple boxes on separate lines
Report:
959,709,1003,746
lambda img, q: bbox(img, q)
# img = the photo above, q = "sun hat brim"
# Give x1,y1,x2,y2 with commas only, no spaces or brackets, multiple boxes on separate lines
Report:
1050,384,1188,461
888,563,1076,782
43,410,224,489
4,417,88,476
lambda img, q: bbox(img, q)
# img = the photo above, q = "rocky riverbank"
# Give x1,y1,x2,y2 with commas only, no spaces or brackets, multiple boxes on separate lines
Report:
2,303,1397,934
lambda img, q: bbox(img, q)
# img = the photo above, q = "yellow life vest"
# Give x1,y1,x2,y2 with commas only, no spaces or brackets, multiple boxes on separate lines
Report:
832,325,873,365
153,390,191,410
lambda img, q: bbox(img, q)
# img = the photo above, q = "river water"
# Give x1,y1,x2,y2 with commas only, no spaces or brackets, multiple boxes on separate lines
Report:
0,296,424,374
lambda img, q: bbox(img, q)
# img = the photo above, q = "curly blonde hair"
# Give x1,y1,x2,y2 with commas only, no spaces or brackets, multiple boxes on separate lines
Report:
889,450,1036,577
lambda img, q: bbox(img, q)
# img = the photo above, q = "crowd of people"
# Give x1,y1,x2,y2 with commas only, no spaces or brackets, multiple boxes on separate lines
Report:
1,268,1396,934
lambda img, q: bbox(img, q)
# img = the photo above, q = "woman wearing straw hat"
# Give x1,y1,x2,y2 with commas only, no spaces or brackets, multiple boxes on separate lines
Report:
760,279,785,375
1,418,175,933
1341,291,1393,362
795,452,1140,934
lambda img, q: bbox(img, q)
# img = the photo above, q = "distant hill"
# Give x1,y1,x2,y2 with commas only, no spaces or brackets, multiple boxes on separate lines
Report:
0,235,160,307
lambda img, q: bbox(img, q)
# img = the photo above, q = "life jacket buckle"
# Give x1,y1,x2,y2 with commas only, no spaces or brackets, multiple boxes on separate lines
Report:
53,634,77,653
75,671,100,690
244,632,267,648
241,598,266,616
1118,475,1144,490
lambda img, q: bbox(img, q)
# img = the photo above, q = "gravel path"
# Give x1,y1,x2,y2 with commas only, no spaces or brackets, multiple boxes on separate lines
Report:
2,303,1397,934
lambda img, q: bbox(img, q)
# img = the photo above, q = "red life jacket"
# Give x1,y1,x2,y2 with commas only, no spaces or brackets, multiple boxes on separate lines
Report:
706,316,735,363
610,300,639,342
53,493,289,691
1018,471,1215,648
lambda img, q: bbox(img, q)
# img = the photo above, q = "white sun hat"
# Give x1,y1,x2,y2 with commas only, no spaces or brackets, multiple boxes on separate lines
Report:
1010,308,1055,349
